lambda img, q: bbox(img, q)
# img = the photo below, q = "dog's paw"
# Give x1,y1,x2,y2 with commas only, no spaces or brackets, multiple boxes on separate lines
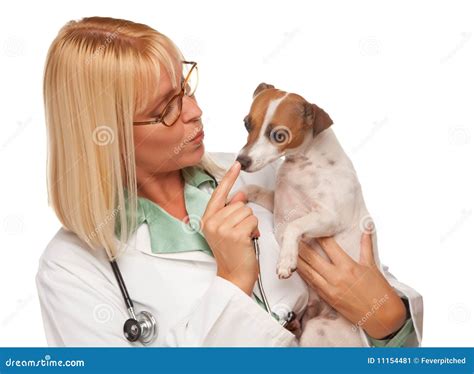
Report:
277,256,297,279
277,238,299,278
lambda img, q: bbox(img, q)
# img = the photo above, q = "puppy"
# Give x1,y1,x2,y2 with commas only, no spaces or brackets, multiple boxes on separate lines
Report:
235,83,382,346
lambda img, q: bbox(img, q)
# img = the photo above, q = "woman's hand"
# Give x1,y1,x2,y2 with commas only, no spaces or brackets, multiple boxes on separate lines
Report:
201,161,260,296
296,233,407,339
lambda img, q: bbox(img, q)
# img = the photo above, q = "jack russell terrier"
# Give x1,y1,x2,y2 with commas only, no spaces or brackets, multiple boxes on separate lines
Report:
235,83,382,346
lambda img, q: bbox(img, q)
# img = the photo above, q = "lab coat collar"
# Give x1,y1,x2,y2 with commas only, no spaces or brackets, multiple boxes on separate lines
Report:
127,223,217,263
116,166,217,260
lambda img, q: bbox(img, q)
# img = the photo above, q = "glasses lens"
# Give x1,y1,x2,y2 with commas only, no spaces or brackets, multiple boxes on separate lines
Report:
161,96,182,126
183,64,198,96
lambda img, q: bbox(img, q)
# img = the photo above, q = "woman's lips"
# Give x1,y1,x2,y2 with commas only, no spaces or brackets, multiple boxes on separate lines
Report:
190,130,204,143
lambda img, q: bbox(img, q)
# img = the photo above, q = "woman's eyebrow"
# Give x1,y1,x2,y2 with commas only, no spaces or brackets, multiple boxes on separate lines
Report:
151,87,178,113
151,77,184,114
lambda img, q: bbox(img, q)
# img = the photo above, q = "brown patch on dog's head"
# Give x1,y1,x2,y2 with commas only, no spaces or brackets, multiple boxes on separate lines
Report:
266,93,312,152
242,83,286,149
253,82,275,98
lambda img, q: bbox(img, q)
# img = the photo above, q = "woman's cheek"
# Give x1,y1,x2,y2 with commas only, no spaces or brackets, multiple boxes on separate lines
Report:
165,124,186,147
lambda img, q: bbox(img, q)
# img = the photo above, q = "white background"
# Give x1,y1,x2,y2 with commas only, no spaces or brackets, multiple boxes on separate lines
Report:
0,0,473,346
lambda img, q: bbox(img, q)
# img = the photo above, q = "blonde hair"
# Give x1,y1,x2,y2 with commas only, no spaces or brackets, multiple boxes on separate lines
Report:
44,16,226,259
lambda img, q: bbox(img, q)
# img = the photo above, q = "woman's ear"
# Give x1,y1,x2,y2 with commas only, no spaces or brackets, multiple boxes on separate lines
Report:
303,102,333,137
253,82,275,98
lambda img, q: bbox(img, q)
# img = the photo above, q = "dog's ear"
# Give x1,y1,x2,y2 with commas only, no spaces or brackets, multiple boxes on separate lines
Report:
253,83,275,98
303,102,333,137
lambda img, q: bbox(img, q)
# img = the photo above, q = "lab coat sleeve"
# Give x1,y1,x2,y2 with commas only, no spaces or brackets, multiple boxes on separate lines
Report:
36,258,138,347
381,265,423,347
165,275,298,347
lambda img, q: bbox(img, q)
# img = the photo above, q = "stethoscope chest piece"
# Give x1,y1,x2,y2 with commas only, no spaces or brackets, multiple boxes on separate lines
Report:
110,259,158,345
123,310,158,345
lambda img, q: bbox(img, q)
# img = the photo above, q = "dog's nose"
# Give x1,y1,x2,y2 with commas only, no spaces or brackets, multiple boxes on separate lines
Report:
236,155,252,171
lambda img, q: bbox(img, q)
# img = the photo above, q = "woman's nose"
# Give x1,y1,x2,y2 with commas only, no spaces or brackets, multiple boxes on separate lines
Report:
181,95,202,123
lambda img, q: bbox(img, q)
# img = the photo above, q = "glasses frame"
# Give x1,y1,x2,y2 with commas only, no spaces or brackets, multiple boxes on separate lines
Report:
133,60,198,127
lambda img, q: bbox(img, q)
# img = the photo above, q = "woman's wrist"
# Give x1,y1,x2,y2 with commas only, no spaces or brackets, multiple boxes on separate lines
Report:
363,293,408,339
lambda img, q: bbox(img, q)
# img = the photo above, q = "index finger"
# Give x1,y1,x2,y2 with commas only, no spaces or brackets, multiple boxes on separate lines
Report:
203,161,241,216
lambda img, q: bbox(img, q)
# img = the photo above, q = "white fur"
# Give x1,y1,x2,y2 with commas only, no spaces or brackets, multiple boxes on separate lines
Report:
237,103,382,347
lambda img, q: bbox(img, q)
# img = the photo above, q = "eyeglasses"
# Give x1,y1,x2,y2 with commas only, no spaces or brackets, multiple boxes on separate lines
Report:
133,60,198,127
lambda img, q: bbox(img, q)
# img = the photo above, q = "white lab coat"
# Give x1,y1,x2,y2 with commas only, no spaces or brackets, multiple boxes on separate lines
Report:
36,152,423,347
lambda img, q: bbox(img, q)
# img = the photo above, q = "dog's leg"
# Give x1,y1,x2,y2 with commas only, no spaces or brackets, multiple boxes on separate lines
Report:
277,208,339,279
231,184,275,212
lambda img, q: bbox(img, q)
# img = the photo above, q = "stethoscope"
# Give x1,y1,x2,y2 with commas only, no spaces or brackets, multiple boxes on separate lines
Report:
109,172,295,345
252,236,296,328
110,260,158,344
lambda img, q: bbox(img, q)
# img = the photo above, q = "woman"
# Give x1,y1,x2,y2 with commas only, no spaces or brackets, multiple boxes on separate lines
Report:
36,16,422,346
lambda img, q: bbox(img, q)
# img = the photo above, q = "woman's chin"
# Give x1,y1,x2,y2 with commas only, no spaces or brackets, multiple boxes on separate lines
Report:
178,142,205,167
193,141,205,159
